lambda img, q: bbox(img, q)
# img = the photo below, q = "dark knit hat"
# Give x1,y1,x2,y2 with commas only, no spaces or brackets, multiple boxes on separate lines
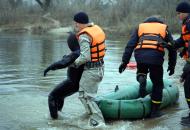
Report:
176,1,190,13
73,12,89,24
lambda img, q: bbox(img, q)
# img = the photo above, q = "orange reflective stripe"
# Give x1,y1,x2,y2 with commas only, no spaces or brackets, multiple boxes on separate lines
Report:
136,45,164,51
78,25,106,62
136,40,164,51
142,40,158,44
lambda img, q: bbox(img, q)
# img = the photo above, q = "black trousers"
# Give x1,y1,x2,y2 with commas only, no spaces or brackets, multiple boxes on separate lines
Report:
49,65,84,111
137,63,164,103
184,73,190,108
181,63,190,109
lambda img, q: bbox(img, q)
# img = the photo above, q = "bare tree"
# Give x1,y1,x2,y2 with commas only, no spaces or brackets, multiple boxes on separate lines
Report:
35,0,51,11
8,0,23,9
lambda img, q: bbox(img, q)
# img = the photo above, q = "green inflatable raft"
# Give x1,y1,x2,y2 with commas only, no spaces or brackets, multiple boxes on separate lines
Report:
95,80,179,119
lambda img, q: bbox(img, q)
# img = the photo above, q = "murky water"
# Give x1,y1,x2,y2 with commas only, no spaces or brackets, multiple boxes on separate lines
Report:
0,33,189,130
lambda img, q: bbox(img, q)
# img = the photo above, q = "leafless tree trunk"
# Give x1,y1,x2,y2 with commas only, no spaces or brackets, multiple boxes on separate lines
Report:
8,0,23,9
35,0,51,11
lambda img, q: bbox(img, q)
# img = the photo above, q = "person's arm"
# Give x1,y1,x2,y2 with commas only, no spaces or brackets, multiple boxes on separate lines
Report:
43,50,80,76
174,36,185,49
174,20,190,55
122,28,139,64
173,20,190,49
74,34,91,67
165,29,177,75
119,28,138,73
54,50,80,69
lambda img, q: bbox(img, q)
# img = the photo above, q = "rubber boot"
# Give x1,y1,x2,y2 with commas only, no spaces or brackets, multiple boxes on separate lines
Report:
137,75,147,98
48,95,58,119
149,102,163,118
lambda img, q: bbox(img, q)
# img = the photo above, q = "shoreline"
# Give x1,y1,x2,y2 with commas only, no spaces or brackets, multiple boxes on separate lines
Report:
0,24,128,41
0,24,180,41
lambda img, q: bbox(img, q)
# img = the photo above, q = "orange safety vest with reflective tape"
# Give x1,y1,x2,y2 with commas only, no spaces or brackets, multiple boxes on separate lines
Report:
77,25,106,62
135,22,167,52
181,20,190,60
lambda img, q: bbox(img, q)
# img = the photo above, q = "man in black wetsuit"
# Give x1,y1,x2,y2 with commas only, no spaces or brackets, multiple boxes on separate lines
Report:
44,33,84,119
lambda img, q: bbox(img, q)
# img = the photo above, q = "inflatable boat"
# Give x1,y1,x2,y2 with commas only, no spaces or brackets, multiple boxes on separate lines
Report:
95,80,179,119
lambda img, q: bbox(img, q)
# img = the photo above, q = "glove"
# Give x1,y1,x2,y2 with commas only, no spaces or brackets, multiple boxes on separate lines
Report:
167,66,174,76
119,62,127,73
44,66,51,77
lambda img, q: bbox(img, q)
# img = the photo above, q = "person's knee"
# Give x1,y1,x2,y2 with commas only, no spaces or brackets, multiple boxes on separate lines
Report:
137,73,147,83
48,95,57,109
48,94,56,103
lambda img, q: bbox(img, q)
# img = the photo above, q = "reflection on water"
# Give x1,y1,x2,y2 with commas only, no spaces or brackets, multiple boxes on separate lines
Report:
0,33,189,130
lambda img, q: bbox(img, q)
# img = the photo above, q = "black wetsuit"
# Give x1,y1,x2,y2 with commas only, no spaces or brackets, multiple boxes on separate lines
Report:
44,33,84,119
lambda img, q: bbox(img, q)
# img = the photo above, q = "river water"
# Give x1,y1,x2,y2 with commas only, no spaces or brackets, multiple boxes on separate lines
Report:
0,32,189,130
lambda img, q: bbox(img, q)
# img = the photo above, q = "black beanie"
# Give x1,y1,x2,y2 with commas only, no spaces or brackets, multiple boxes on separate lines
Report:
73,12,89,24
67,32,80,51
176,1,190,13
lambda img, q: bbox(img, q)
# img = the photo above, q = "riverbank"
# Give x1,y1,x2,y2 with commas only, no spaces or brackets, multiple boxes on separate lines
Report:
0,24,128,41
0,0,182,41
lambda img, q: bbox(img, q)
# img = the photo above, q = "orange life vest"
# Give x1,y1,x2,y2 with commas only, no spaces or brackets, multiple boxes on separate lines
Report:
77,25,106,62
181,20,190,60
135,22,167,52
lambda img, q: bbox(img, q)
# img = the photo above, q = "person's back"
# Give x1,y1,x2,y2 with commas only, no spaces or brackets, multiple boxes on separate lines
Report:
134,16,173,65
119,16,176,118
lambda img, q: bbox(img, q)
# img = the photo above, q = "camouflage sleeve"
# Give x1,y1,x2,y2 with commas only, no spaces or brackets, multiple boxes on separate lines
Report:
74,34,91,67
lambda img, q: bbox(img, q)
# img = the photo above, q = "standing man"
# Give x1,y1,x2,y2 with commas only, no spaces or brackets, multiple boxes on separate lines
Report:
175,1,190,126
73,12,106,128
119,16,176,118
